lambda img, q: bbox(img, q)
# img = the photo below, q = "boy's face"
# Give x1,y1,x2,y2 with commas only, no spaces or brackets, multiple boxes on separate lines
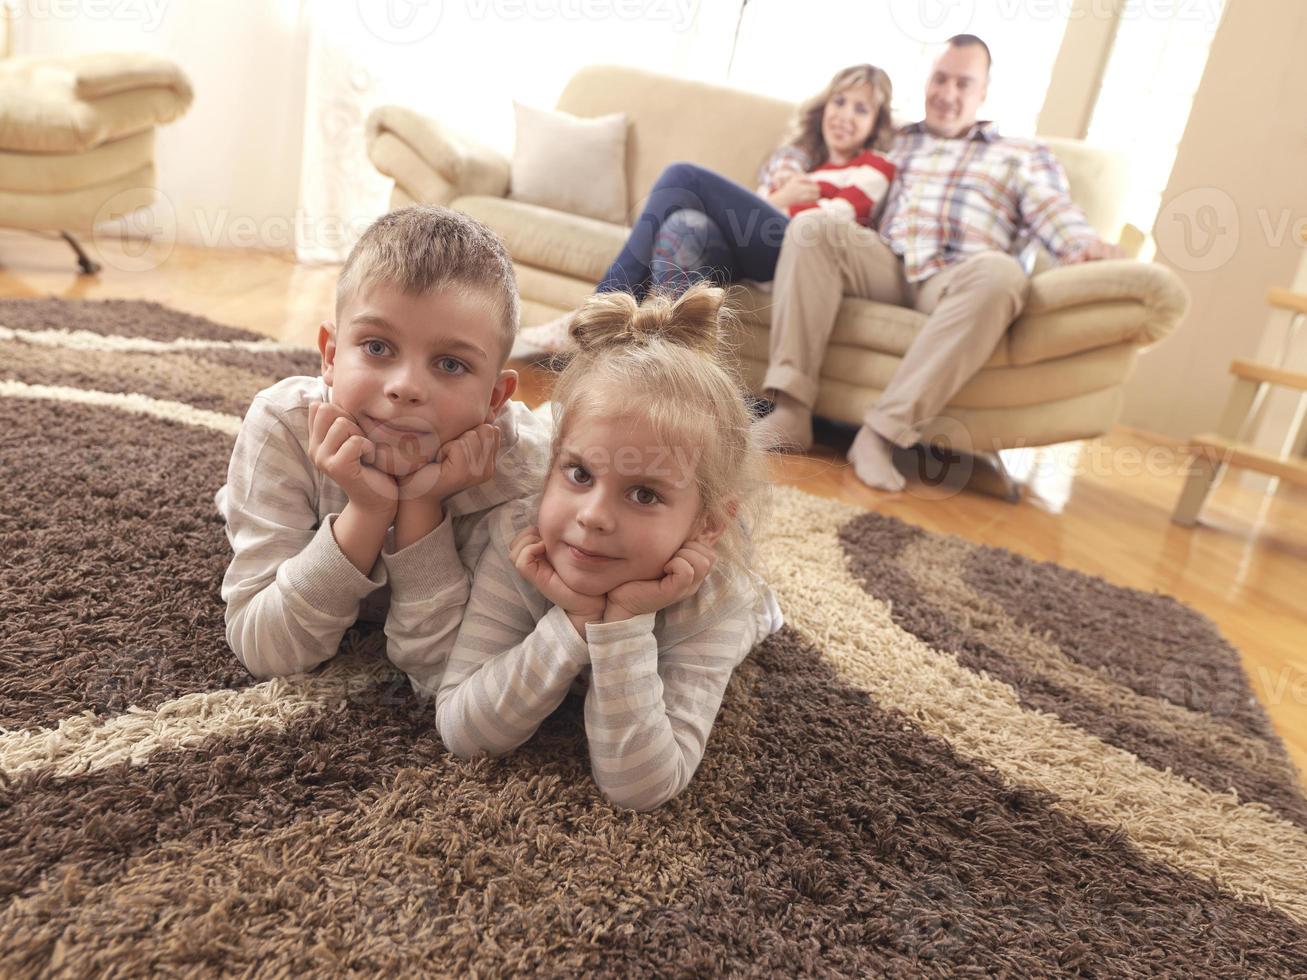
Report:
318,282,517,478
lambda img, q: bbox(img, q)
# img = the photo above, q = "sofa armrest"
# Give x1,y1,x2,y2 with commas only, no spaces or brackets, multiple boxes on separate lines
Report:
1009,259,1190,365
365,106,510,205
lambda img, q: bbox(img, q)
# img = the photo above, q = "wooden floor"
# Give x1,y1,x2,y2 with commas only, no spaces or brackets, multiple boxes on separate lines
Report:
5,230,1306,787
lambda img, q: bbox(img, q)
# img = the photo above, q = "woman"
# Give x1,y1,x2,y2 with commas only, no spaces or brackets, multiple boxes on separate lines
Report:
512,63,897,361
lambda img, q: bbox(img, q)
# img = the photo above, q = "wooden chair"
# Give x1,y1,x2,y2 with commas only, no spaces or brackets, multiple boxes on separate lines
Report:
1173,288,1307,525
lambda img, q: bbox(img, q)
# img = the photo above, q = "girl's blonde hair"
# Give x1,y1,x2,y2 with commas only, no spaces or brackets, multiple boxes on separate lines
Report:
548,283,769,580
786,63,896,166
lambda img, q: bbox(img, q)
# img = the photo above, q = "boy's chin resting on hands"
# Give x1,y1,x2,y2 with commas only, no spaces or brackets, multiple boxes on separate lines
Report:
358,416,440,479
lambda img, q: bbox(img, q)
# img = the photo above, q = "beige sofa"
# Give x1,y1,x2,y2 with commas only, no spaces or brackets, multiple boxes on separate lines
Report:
366,65,1189,451
0,52,193,273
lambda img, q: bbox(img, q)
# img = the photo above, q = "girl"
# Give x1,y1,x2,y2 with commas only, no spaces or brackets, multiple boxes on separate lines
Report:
437,283,783,811
513,63,897,361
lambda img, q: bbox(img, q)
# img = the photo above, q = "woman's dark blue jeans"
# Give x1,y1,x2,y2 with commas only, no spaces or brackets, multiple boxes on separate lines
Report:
597,162,791,300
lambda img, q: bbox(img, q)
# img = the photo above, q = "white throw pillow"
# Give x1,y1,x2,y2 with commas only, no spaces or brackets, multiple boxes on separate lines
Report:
509,102,628,225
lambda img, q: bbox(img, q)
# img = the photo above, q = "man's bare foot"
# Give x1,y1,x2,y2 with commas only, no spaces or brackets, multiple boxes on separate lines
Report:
751,391,813,453
847,425,906,491
511,311,574,362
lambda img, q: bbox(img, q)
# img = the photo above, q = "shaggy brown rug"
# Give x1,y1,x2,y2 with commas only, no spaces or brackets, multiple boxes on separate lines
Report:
2,297,1306,976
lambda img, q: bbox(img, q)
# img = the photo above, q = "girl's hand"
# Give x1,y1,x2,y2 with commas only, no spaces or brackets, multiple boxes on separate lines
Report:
510,526,607,623
604,538,717,622
397,423,501,503
307,401,398,521
768,176,821,210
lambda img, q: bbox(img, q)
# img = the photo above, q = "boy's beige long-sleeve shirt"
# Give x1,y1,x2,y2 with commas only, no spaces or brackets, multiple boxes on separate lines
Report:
212,374,551,695
436,496,784,812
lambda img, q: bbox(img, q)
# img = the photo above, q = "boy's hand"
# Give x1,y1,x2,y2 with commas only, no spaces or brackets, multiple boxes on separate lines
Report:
396,422,501,503
604,538,716,622
510,526,606,629
307,401,399,520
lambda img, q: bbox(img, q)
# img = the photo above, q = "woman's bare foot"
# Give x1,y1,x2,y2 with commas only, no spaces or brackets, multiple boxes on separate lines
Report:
511,311,575,362
751,391,813,452
847,425,906,491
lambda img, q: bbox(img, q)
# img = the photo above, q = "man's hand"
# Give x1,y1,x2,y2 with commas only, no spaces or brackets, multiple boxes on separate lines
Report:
397,423,501,505
510,526,606,634
307,401,398,522
1064,240,1125,264
603,538,717,622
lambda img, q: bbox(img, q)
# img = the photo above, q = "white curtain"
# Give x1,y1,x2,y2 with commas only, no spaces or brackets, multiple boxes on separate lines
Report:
294,2,397,263
294,0,741,262
1087,0,1228,235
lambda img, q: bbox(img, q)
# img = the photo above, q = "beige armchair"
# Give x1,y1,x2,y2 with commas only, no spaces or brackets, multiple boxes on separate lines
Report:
366,64,1189,452
0,52,192,273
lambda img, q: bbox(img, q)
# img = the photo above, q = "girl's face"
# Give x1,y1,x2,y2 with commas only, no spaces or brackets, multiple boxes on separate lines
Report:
821,80,880,163
537,411,705,598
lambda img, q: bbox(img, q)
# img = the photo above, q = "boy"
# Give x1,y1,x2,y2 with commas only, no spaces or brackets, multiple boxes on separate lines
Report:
213,206,550,698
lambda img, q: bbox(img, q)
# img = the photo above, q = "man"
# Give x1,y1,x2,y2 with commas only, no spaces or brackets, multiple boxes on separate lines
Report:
753,34,1123,491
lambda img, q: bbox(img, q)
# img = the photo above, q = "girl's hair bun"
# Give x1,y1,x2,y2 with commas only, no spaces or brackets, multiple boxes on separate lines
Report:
569,282,728,357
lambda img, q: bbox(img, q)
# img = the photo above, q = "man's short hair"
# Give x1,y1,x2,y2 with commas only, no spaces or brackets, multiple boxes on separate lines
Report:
947,33,992,72
336,205,520,363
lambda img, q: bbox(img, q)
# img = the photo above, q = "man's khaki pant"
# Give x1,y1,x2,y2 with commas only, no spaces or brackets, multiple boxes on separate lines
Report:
761,208,1030,448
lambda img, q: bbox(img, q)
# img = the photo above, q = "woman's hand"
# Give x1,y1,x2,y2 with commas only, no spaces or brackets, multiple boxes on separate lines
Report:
603,538,717,622
307,401,398,522
767,176,821,210
510,527,607,631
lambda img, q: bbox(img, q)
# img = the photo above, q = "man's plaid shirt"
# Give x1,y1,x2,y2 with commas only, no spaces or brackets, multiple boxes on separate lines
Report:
879,120,1100,282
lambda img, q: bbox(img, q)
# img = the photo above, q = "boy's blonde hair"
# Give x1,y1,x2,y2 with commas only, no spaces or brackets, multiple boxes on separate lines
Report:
336,205,519,363
549,283,769,580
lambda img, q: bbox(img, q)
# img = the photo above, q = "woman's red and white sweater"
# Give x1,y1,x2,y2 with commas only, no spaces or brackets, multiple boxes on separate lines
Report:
757,147,897,227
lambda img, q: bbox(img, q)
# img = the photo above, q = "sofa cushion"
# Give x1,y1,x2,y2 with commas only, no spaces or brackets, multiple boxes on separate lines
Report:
509,102,628,225
555,64,793,214
727,283,1013,368
0,129,153,193
453,194,628,284
0,163,155,231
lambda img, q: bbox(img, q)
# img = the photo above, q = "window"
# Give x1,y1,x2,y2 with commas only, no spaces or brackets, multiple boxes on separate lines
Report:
725,1,1072,136
1086,0,1228,236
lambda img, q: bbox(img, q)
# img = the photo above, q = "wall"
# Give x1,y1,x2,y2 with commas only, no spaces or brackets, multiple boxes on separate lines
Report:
12,0,311,249
1122,0,1307,439
1036,0,1124,139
